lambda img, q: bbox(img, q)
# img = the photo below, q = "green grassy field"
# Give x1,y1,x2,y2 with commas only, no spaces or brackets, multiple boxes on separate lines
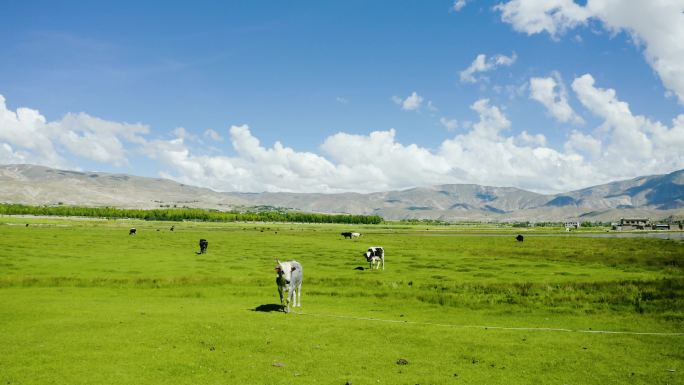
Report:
1,217,683,384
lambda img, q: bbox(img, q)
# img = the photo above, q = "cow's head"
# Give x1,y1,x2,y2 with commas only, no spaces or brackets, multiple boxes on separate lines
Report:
275,259,297,285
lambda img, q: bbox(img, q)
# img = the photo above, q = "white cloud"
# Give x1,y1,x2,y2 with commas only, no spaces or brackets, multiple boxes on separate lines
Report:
564,129,602,159
144,89,683,194
145,99,595,194
2,86,683,195
0,94,149,167
495,0,590,38
203,128,223,142
53,113,148,166
0,143,27,164
517,130,547,146
529,73,583,123
571,73,684,178
469,98,511,136
336,97,349,104
440,117,459,131
495,0,684,105
393,91,424,111
452,0,468,12
0,95,69,167
460,53,517,83
438,99,593,192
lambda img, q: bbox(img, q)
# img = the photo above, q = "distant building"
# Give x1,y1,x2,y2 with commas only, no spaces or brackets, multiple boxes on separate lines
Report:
564,221,580,230
615,218,651,230
653,223,670,230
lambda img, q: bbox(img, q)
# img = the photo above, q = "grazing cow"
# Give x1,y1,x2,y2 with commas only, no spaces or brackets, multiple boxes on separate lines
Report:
341,232,361,239
275,259,303,313
516,234,524,242
170,225,175,231
129,228,136,236
363,246,385,270
198,239,208,254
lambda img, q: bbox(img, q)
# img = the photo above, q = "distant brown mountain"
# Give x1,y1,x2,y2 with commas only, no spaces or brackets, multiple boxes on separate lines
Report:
1,164,683,222
0,164,247,210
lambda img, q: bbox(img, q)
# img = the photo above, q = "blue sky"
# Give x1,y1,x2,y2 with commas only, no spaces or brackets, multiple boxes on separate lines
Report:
1,0,683,193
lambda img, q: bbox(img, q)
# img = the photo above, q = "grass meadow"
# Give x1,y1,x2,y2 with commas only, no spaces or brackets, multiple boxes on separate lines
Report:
0,216,683,384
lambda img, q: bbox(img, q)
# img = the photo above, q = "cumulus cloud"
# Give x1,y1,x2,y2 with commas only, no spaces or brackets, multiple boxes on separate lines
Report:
0,94,149,167
516,130,547,146
495,0,684,105
564,129,602,159
495,0,590,38
529,73,583,123
438,99,593,191
203,128,223,142
393,91,424,111
0,95,64,166
571,73,684,177
2,85,683,194
460,53,517,83
452,0,468,11
440,117,459,131
15,84,675,195
0,143,28,164
145,98,603,194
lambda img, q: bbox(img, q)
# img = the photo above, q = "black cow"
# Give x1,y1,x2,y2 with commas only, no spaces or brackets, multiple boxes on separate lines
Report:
129,228,137,236
516,234,524,242
341,232,353,239
198,239,208,254
170,225,175,231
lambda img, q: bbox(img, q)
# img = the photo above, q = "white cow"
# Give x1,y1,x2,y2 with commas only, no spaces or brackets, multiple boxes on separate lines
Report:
351,232,361,239
275,259,303,313
363,246,385,270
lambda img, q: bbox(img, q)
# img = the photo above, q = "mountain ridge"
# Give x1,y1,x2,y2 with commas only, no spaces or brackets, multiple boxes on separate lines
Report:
1,164,683,222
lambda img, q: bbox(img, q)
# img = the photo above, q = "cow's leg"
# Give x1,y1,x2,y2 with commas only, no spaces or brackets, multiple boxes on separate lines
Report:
296,284,301,307
286,289,294,313
381,257,384,270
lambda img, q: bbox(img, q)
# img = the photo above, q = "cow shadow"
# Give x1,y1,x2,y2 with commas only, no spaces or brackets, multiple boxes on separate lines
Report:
252,304,284,313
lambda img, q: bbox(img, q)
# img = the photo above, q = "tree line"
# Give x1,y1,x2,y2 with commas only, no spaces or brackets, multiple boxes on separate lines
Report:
0,204,383,224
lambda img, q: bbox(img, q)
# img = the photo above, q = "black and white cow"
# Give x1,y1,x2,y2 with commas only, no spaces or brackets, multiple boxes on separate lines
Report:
275,259,303,313
129,228,137,236
363,246,385,270
516,234,524,242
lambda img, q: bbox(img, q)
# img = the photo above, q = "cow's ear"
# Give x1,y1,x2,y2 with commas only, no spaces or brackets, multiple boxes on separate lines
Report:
275,267,281,272
291,266,296,272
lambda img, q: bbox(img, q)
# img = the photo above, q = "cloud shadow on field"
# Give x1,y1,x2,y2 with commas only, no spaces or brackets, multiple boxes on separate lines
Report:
252,304,283,312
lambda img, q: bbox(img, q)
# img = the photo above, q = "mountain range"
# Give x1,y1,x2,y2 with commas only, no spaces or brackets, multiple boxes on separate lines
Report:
1,164,683,222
